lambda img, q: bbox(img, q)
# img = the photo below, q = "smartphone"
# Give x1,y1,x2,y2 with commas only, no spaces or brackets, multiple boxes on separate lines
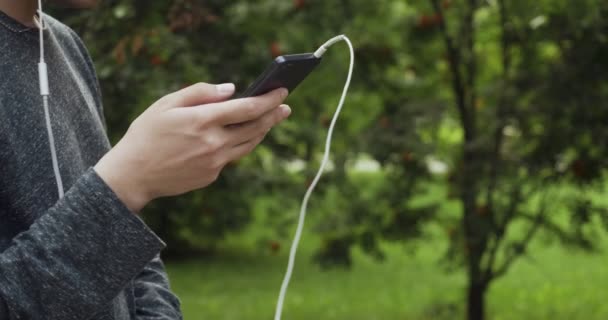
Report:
238,53,322,98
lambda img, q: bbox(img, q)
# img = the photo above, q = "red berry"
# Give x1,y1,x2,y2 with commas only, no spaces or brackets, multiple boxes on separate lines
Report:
294,0,306,9
571,159,586,178
416,15,432,28
150,55,164,66
416,13,442,29
475,204,490,217
402,152,414,162
270,241,281,254
379,116,391,128
270,42,282,58
320,115,331,128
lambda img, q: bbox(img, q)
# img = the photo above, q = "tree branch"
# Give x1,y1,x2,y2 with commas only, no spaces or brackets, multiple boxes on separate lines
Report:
482,182,521,281
483,176,557,282
429,0,473,141
485,0,512,210
491,193,549,279
464,0,478,132
520,212,595,251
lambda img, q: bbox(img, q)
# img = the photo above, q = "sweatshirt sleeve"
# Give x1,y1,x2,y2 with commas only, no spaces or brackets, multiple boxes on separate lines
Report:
0,168,165,320
133,254,183,320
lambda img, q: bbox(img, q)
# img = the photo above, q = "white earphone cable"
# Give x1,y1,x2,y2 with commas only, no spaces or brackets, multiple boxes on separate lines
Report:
274,35,354,320
37,0,65,198
43,96,64,198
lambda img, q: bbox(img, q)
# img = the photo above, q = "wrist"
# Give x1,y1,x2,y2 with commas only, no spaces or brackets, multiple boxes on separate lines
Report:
94,146,151,213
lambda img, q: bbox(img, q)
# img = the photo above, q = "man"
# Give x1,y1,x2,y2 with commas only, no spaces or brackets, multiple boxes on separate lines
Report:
0,0,291,319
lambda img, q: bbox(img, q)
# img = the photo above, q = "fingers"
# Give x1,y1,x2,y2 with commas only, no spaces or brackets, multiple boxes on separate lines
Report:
163,82,236,109
200,88,289,125
225,105,291,146
224,133,267,163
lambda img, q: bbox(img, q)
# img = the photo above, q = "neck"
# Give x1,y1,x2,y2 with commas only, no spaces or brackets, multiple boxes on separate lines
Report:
0,0,39,27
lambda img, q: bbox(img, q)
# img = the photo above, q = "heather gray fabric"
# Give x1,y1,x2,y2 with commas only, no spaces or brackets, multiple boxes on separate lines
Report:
0,11,182,320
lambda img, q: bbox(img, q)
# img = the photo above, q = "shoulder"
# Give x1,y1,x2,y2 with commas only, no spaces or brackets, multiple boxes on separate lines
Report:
44,14,96,72
44,14,82,47
44,14,104,107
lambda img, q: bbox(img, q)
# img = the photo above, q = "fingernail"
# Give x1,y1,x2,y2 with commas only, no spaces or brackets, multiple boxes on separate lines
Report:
280,88,289,98
217,83,235,94
280,104,292,117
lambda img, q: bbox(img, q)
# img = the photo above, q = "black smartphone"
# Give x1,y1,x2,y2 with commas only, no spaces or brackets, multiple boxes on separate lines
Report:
238,53,322,98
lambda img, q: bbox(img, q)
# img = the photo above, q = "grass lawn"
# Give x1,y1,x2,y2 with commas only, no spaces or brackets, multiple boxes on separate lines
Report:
165,178,608,319
166,234,608,320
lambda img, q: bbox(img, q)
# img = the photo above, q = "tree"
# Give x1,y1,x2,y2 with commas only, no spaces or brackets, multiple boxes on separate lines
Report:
429,1,608,319
313,1,608,319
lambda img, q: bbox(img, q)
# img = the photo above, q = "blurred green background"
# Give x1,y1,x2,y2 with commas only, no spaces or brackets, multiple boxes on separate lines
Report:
53,1,608,319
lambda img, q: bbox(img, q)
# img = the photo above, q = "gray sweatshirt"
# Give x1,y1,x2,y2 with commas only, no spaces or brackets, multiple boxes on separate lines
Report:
0,11,182,320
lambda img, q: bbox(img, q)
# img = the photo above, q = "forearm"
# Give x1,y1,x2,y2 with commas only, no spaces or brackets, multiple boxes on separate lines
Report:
0,168,164,319
133,255,182,320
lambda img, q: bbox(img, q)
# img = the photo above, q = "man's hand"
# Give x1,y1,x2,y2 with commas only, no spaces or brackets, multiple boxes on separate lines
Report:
94,83,290,212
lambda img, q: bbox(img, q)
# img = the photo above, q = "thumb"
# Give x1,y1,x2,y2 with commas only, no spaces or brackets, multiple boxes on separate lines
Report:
165,82,236,109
